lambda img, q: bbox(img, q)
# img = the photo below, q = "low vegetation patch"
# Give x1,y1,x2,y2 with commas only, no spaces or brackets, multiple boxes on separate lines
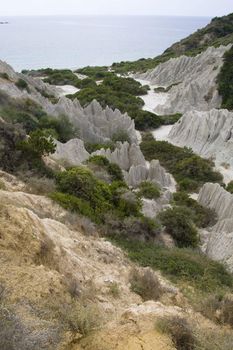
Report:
140,133,223,191
226,180,233,194
138,181,161,200
158,206,199,248
110,237,233,292
172,191,217,228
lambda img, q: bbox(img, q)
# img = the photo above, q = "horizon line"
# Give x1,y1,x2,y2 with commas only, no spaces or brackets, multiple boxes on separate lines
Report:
0,14,216,18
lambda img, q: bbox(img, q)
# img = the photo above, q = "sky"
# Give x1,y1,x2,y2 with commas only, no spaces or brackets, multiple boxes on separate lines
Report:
1,0,233,17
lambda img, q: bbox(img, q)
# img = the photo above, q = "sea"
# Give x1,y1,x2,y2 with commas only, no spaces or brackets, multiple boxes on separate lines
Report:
0,16,210,72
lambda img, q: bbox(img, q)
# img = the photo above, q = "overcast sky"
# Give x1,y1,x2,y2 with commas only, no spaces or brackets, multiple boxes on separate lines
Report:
1,0,233,17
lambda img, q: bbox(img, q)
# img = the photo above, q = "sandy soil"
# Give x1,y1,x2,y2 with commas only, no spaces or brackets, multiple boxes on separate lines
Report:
135,78,169,113
56,84,80,96
152,125,173,141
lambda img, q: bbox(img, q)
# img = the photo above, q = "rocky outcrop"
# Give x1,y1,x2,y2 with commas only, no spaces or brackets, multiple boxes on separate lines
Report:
168,109,233,168
47,98,138,144
198,183,233,221
0,60,138,144
125,160,175,189
136,45,231,115
51,138,90,166
198,183,233,272
92,141,146,171
92,142,175,189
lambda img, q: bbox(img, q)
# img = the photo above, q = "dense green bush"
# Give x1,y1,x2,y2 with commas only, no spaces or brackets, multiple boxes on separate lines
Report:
218,45,233,110
112,130,130,143
103,75,149,95
138,181,160,200
56,167,112,212
84,141,115,153
175,155,223,184
173,192,217,228
18,129,56,159
69,84,144,113
134,111,182,131
0,72,9,80
158,206,199,248
75,66,111,80
140,135,223,191
226,180,233,194
15,78,29,91
111,237,233,292
38,115,79,143
49,192,99,223
87,155,124,182
0,120,26,172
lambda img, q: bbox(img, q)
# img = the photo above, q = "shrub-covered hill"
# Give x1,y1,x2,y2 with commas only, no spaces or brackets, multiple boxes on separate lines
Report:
110,12,233,74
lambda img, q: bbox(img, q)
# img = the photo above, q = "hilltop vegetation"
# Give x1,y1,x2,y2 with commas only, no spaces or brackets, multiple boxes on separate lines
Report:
140,133,223,192
217,45,233,110
110,12,233,73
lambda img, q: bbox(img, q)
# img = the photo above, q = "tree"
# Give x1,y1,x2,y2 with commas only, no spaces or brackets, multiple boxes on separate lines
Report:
158,207,199,248
18,129,56,159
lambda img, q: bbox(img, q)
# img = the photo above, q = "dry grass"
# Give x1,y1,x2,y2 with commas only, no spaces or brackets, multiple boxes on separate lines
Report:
23,175,56,195
129,268,163,301
156,316,195,350
199,294,233,327
108,282,120,299
34,236,59,271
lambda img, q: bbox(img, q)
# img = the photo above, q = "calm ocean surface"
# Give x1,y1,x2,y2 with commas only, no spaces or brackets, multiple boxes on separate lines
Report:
0,16,210,72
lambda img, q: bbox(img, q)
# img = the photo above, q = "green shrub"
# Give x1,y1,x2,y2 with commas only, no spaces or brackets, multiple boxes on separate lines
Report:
108,282,120,298
218,45,233,110
110,238,233,292
158,206,199,248
0,73,9,80
15,78,29,91
226,180,233,194
175,155,223,184
56,167,112,212
75,65,110,80
50,192,99,223
140,135,222,192
84,142,115,153
107,163,124,181
173,192,217,228
88,155,110,167
138,181,160,200
18,129,56,159
112,130,130,143
38,115,79,143
116,191,142,217
87,155,124,182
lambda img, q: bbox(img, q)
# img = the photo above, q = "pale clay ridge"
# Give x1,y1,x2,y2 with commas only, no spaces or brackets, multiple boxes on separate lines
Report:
198,183,233,272
51,138,90,166
0,60,138,144
168,108,233,169
92,141,175,190
135,45,231,115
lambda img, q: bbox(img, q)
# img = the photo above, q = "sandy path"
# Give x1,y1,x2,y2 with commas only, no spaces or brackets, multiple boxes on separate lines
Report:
56,85,80,96
152,125,173,141
135,78,169,113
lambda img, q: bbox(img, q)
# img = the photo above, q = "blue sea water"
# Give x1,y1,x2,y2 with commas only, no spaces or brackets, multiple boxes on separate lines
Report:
0,16,210,72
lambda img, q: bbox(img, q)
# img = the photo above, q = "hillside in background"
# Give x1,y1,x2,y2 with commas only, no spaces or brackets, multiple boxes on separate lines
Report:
110,12,233,73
